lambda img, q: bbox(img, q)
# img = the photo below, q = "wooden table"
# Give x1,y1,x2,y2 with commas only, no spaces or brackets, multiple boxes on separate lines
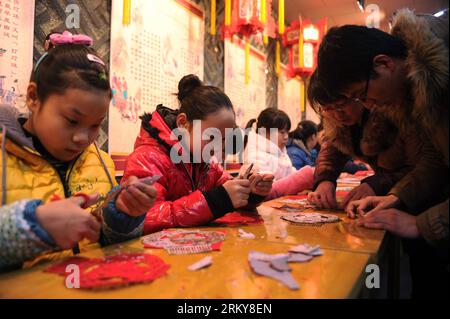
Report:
253,200,385,258
0,196,385,299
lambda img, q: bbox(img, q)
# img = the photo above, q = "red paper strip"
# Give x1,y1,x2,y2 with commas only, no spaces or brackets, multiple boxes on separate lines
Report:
213,211,263,226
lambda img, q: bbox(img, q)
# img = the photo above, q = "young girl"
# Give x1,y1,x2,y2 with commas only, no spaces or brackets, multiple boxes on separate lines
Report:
287,120,319,170
122,74,274,234
240,108,315,199
243,108,295,181
0,31,156,272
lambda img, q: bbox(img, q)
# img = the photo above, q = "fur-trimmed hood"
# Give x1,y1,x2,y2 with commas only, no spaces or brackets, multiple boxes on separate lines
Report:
322,109,398,161
389,8,449,133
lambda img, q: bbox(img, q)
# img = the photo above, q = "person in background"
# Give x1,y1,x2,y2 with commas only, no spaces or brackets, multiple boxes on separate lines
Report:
243,108,295,181
315,121,369,174
287,120,318,170
241,108,315,199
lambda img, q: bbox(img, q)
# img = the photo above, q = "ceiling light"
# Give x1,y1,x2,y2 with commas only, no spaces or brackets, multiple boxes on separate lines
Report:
434,9,446,17
356,0,364,12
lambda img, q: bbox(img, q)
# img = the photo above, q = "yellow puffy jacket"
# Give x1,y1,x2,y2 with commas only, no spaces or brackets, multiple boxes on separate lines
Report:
0,105,117,268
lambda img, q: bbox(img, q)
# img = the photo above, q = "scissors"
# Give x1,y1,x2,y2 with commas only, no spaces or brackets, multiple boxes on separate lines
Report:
240,163,254,180
90,174,162,214
49,174,162,216
49,175,161,254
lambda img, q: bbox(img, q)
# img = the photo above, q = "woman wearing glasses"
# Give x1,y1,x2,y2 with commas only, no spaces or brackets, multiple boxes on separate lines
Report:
312,8,448,298
306,70,446,214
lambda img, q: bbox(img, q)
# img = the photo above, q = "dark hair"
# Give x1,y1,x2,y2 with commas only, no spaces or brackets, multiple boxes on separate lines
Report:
307,69,345,114
31,40,111,103
317,120,324,132
317,25,407,98
177,74,234,121
289,120,318,144
246,108,291,131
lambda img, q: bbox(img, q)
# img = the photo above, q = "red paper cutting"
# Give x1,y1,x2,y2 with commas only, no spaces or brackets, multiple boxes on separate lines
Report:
45,253,170,289
213,211,263,226
142,229,227,254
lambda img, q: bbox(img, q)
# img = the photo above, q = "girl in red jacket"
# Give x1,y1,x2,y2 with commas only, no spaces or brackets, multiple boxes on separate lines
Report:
123,75,274,234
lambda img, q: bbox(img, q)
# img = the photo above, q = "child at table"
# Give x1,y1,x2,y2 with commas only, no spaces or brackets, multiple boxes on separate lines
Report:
0,31,156,272
240,108,315,200
122,74,274,234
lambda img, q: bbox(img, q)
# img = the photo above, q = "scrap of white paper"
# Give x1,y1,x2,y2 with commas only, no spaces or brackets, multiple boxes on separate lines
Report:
238,228,256,239
249,251,290,262
289,244,323,256
287,253,313,263
248,251,299,290
270,257,291,272
187,256,213,271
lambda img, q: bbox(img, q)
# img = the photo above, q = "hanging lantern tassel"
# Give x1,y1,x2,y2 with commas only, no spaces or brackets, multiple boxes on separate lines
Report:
278,0,285,35
261,0,267,24
245,39,250,84
275,40,281,76
300,79,305,113
225,0,232,26
210,0,216,35
299,26,304,68
262,0,268,45
123,0,131,26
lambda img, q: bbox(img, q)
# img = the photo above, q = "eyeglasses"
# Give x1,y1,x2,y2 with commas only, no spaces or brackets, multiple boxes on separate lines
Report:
319,68,371,114
348,68,371,103
319,96,362,113
319,101,348,113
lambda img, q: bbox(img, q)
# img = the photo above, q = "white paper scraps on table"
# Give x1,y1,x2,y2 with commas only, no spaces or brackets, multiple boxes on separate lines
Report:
270,257,291,272
248,251,299,290
249,251,290,262
289,244,323,256
238,228,256,239
247,245,324,290
287,252,313,263
187,256,213,271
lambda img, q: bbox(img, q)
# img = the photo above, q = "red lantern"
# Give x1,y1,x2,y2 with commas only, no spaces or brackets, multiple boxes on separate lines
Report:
283,18,327,79
222,0,275,84
223,0,275,39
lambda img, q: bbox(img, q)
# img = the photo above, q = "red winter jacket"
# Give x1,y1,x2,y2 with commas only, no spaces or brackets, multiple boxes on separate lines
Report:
123,105,237,234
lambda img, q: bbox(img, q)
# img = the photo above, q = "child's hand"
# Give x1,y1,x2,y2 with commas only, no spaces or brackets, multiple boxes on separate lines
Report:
249,173,274,197
36,194,102,250
116,176,157,217
223,179,251,209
